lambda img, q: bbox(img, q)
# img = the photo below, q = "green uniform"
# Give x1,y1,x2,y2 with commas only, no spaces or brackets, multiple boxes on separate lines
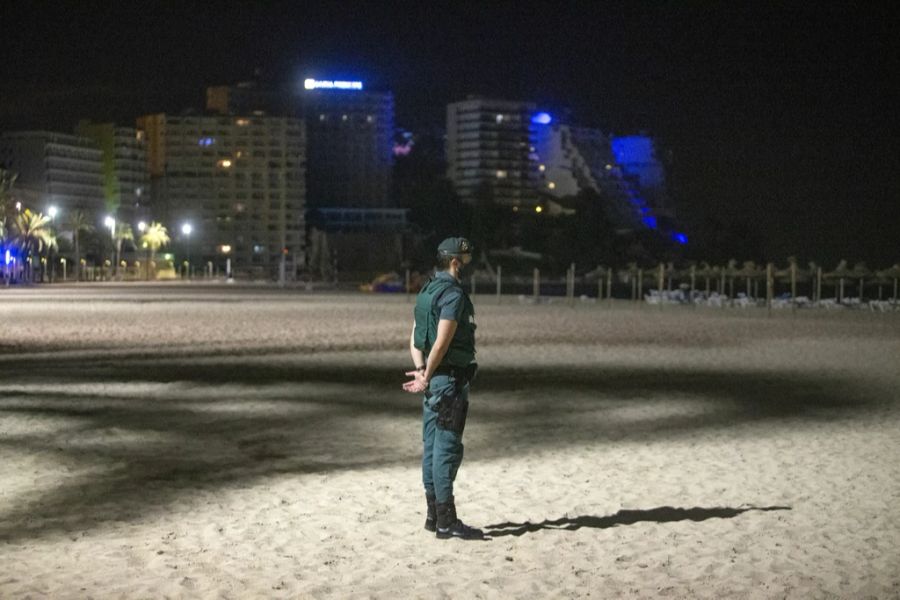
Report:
416,271,476,503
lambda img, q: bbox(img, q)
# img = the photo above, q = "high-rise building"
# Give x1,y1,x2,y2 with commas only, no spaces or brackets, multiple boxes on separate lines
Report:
532,123,684,241
610,135,672,219
532,123,649,228
74,122,149,225
445,97,539,206
136,113,306,279
300,79,394,208
0,131,104,214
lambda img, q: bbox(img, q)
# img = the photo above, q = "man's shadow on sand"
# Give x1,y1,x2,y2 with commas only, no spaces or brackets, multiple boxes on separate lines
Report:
484,505,791,537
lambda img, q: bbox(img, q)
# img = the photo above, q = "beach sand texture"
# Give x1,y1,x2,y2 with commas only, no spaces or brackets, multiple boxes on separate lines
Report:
1,286,899,598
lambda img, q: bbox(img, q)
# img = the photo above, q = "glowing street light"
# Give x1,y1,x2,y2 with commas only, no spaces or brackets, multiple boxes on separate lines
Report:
103,216,115,281
182,223,193,279
136,221,148,280
220,245,232,280
46,206,59,283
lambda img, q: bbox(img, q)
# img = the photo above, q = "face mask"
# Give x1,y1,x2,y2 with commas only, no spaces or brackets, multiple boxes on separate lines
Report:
455,255,472,276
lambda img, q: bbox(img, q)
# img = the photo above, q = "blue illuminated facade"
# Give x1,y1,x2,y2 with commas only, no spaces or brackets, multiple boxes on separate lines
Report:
529,119,688,245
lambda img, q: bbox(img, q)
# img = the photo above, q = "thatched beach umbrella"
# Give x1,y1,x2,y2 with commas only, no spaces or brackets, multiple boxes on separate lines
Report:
823,260,855,302
694,262,716,294
808,261,823,302
734,261,763,296
774,257,811,300
850,262,873,299
723,259,739,299
875,264,900,302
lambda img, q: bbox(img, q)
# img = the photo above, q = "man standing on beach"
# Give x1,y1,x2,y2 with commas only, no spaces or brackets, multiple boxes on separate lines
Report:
402,237,483,540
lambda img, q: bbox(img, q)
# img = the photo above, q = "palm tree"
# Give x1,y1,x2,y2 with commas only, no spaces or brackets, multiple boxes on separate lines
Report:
0,169,14,239
65,208,94,281
113,222,134,279
12,209,56,282
0,170,17,282
139,221,170,280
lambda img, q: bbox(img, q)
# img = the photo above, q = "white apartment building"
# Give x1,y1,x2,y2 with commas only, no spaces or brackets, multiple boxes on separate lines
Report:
75,122,149,224
446,98,539,206
0,131,104,214
137,113,306,279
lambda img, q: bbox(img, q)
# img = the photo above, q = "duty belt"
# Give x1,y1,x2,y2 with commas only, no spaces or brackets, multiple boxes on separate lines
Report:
433,363,478,383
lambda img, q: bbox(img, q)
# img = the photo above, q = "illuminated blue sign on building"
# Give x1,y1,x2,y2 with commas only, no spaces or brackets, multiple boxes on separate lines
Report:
304,79,364,91
531,112,552,125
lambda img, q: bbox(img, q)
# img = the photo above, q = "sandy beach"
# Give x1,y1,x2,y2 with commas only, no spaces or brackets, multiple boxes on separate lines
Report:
1,284,899,598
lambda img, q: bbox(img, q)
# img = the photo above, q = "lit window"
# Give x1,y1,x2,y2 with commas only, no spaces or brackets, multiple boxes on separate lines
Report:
538,164,546,172
548,182,556,190
496,114,504,123
319,114,326,121
535,206,543,213
236,118,250,126
342,114,348,121
512,206,519,212
366,115,374,123
605,164,612,170
496,170,507,179
217,159,232,168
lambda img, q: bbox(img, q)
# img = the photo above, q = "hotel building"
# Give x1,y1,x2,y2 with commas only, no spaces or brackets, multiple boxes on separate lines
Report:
0,131,104,215
445,97,539,207
136,113,306,279
299,79,395,209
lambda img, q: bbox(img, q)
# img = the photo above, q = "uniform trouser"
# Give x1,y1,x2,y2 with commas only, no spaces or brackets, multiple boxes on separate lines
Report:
422,374,468,504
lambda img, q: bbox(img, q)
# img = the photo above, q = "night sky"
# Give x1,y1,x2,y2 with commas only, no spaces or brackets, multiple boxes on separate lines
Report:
2,2,897,266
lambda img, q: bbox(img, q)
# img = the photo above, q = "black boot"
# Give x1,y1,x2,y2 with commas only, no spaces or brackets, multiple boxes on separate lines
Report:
425,494,437,532
435,496,484,540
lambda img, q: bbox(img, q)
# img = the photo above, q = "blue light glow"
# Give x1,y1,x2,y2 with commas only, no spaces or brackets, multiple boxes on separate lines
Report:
531,112,552,125
198,137,215,147
673,232,688,244
304,78,363,90
642,216,658,229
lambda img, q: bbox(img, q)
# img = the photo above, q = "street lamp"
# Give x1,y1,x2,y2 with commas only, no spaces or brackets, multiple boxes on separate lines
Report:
47,206,58,282
221,244,232,280
137,221,148,280
104,216,115,280
182,223,192,279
